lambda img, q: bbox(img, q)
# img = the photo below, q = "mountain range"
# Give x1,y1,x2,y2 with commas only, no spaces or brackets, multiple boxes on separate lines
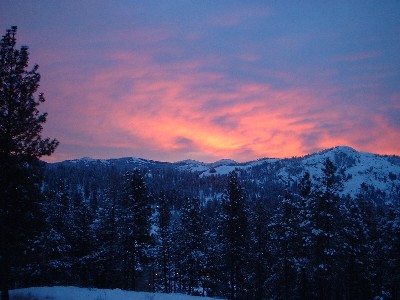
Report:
46,146,400,204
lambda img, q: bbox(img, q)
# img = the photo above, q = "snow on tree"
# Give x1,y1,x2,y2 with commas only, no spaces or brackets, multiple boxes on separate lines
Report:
220,170,250,300
154,193,173,293
299,158,342,299
267,192,301,299
172,197,205,295
0,26,58,300
120,169,152,291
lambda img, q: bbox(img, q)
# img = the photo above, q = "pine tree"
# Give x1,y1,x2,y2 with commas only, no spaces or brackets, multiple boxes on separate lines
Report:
381,205,400,299
296,171,313,299
268,192,301,299
307,158,342,299
202,199,225,298
154,193,173,293
120,169,152,291
248,198,270,300
68,189,94,286
38,179,73,285
0,26,58,300
221,170,249,300
173,197,205,295
356,184,381,296
339,194,375,299
92,167,122,288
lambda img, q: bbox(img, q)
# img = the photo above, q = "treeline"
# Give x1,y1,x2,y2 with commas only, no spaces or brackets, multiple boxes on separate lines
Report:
14,158,400,300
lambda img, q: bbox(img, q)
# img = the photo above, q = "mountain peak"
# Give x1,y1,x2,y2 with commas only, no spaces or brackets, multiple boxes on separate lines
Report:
329,146,359,156
46,145,400,201
314,146,358,157
212,159,237,167
332,145,357,152
176,159,204,165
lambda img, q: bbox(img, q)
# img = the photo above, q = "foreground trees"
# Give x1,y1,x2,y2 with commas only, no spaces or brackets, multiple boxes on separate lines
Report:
0,26,58,300
221,171,249,299
121,169,152,290
10,156,400,299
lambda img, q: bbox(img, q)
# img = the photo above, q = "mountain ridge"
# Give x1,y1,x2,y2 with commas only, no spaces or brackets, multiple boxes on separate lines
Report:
56,145,397,166
46,146,400,202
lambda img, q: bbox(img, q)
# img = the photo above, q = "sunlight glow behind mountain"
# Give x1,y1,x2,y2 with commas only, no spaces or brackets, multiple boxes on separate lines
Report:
1,1,399,162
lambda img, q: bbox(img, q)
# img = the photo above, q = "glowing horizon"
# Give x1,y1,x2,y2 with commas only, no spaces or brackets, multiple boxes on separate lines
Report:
1,1,399,163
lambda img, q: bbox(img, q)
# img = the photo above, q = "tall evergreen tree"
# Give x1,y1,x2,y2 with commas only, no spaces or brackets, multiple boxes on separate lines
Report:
296,171,314,299
154,193,173,293
120,169,152,291
37,179,73,286
173,197,205,295
339,194,374,299
202,199,225,298
248,198,270,300
0,26,58,300
221,170,249,300
268,192,301,300
68,189,94,286
92,167,122,288
307,158,342,299
381,205,400,299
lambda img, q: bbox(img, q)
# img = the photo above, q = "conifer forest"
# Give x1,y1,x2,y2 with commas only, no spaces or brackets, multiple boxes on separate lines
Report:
8,155,400,300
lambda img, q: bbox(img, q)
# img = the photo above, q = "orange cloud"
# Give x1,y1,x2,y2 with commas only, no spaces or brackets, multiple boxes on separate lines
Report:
3,1,398,163
38,34,399,163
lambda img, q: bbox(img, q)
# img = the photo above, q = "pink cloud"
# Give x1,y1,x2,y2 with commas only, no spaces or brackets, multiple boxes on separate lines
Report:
35,27,399,163
41,50,327,161
40,41,399,162
2,2,398,163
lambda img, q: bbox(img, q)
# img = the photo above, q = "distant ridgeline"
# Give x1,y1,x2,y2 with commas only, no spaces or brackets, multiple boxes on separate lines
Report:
25,145,399,299
45,146,400,205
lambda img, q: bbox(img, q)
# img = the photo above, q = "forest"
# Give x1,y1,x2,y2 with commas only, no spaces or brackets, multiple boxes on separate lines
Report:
7,157,398,300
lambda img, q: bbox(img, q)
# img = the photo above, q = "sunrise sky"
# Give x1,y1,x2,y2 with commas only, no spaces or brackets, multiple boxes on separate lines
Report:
1,1,399,162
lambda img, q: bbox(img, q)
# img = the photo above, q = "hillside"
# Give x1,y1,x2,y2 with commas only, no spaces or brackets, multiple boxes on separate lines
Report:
46,146,400,203
22,146,400,299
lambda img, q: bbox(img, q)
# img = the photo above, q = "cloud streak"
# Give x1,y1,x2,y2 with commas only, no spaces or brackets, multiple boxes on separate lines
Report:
1,1,399,162
41,46,399,162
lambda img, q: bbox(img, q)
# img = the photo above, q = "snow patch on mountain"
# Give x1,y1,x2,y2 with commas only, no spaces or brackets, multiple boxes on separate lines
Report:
275,146,400,196
176,159,209,172
49,146,400,199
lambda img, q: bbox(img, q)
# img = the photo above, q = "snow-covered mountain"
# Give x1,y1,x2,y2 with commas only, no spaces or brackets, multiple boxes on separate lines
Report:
174,146,400,198
48,146,400,201
276,146,400,196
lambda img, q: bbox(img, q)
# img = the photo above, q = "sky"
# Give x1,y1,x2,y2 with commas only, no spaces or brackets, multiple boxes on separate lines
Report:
1,1,399,163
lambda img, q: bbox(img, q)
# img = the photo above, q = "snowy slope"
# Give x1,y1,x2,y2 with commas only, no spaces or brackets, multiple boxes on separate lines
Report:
10,286,222,300
48,146,400,199
195,158,277,177
175,159,209,173
272,146,400,196
185,146,400,197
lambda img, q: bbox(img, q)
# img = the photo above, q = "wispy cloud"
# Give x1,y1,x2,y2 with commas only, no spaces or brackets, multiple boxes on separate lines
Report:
2,1,398,162
42,42,400,162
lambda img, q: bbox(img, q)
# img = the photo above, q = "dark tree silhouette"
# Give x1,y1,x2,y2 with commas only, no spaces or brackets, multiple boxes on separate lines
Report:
221,170,249,300
120,169,152,291
0,26,58,300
